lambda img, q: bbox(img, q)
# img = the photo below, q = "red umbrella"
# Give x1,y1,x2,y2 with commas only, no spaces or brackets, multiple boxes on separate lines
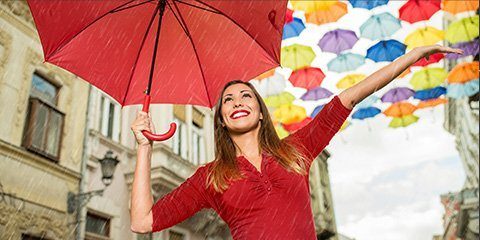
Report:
289,67,325,90
412,53,444,67
399,0,441,24
282,117,312,133
27,0,287,141
285,8,293,24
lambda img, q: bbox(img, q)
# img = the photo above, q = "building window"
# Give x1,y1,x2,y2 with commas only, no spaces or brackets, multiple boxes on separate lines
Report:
99,95,121,142
172,117,188,160
168,230,185,240
85,211,110,240
192,123,205,165
23,73,64,161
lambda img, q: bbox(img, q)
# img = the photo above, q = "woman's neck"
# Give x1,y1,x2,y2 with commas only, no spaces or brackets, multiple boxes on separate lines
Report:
230,124,261,158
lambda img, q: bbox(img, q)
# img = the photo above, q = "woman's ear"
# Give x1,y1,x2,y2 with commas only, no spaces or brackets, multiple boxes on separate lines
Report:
260,113,263,120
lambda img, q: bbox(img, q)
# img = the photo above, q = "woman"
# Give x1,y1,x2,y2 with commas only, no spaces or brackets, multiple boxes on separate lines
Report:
130,45,462,239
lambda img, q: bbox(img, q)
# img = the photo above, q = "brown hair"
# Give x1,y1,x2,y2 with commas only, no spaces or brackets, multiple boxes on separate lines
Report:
207,80,308,193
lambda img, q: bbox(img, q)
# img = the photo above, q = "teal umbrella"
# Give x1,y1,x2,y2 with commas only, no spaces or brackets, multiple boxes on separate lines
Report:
360,12,401,40
356,95,379,108
327,53,365,73
446,79,479,99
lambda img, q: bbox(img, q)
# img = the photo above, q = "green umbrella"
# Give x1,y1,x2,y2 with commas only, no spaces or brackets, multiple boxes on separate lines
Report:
410,67,448,90
445,15,479,44
281,44,316,71
388,114,419,128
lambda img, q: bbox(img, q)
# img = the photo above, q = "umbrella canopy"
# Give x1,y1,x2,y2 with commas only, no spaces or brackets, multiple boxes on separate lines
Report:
290,1,337,13
273,104,307,124
275,124,289,139
389,115,419,128
356,95,379,108
399,0,441,24
327,53,365,73
289,67,326,89
417,98,448,109
283,17,306,40
447,61,479,84
410,67,448,90
305,1,348,26
404,27,444,49
442,0,479,15
336,74,366,89
283,117,312,133
381,87,415,103
366,40,406,62
310,104,325,118
446,79,479,99
318,29,359,54
281,44,316,70
250,71,287,97
398,68,412,78
27,0,287,108
285,8,294,23
300,87,333,101
413,86,446,100
352,107,381,120
339,120,351,131
445,15,479,44
254,68,276,80
445,39,479,60
263,91,295,108
412,53,444,67
360,12,401,40
383,102,417,117
349,0,388,10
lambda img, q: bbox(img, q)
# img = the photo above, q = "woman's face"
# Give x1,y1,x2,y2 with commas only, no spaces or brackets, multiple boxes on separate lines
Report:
220,83,263,133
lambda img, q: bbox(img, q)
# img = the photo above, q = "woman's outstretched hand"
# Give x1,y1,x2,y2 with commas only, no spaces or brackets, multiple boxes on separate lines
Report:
131,111,156,147
415,44,463,61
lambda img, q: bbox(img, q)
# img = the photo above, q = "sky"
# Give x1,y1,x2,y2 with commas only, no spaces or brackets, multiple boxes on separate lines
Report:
276,1,468,239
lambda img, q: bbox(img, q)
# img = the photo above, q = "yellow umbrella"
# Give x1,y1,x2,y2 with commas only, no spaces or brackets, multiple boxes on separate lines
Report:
383,102,417,118
447,61,479,84
281,44,316,71
275,124,289,139
263,92,296,108
404,27,444,49
410,67,448,90
388,115,419,128
417,98,448,109
290,1,338,13
445,15,479,44
340,120,350,131
336,74,366,89
442,0,479,15
305,1,348,25
273,104,307,125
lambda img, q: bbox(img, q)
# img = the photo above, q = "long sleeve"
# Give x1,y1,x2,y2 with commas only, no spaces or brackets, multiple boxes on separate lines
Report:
283,95,352,167
151,165,212,232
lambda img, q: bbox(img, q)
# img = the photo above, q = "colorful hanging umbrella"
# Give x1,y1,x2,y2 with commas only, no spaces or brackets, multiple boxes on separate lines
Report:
263,91,296,108
389,115,419,128
398,68,412,78
283,117,312,133
381,87,415,103
300,87,333,101
383,102,417,117
417,98,448,109
27,0,288,141
413,86,446,100
445,39,479,59
356,95,379,108
412,53,444,67
281,44,316,70
283,18,306,40
327,53,365,73
352,107,381,120
250,71,286,97
290,1,338,14
360,12,401,40
366,40,406,62
349,0,389,10
410,67,448,90
446,79,479,99
305,1,348,26
310,104,325,118
447,61,479,84
445,15,479,44
339,120,351,131
399,0,441,24
336,74,366,89
289,67,326,89
254,68,276,80
404,27,444,49
442,0,479,15
285,8,294,23
318,29,359,54
275,124,289,139
273,104,307,124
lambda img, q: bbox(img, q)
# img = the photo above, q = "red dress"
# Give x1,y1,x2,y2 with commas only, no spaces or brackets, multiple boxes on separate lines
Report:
151,96,352,239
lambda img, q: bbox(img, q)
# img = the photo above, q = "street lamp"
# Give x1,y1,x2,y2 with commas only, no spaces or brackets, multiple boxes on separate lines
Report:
67,150,119,214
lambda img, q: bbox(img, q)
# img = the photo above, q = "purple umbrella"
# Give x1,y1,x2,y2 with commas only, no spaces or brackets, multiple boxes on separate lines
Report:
381,87,415,103
318,29,359,54
301,87,333,101
445,39,479,60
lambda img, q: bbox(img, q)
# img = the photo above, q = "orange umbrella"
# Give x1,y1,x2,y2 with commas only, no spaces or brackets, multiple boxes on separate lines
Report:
447,61,479,83
383,102,417,117
305,2,348,25
442,0,479,15
398,67,411,78
417,98,448,109
255,68,276,80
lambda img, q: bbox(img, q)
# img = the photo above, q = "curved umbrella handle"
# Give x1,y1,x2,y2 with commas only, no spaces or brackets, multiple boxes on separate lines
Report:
141,95,176,142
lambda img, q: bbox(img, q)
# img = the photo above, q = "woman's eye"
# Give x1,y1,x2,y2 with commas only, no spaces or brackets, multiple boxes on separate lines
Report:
242,93,252,98
223,97,232,103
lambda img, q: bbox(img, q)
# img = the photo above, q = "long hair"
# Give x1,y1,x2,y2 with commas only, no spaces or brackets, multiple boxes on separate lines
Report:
207,80,308,193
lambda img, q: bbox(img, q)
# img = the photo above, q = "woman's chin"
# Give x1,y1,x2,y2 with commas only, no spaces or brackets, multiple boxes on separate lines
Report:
227,121,260,134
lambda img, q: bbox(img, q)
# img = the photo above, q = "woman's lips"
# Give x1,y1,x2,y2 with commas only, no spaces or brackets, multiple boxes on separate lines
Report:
230,110,250,119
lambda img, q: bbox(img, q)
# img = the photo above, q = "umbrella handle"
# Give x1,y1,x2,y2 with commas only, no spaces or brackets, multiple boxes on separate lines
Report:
141,95,176,141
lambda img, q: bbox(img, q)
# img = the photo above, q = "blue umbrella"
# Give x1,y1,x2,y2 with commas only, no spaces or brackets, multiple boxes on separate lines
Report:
414,86,446,100
327,53,365,73
356,95,379,108
310,104,325,118
352,107,381,120
349,0,389,9
366,40,406,62
446,79,479,99
283,18,305,40
360,12,401,40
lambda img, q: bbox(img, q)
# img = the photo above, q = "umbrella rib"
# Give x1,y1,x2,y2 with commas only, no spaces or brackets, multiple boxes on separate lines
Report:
175,0,221,14
46,0,137,60
165,1,190,42
121,4,160,106
170,0,213,107
111,0,155,13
